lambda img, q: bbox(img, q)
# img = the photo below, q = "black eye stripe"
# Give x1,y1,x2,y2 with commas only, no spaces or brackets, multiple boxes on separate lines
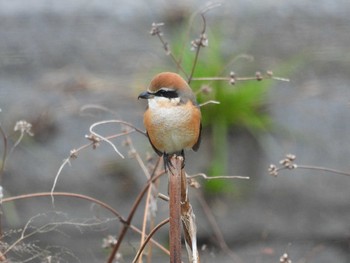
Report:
155,89,178,98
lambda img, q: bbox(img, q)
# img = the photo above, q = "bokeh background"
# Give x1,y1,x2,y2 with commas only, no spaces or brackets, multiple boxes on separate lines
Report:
0,0,349,262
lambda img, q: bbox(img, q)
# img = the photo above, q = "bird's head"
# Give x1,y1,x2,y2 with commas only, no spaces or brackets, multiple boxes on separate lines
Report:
138,72,197,104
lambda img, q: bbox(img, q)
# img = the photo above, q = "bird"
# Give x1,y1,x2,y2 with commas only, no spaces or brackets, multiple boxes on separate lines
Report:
138,72,202,170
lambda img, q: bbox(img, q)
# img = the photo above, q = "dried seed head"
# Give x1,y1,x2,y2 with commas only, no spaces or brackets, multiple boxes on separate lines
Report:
150,22,164,36
191,33,209,51
200,85,212,95
190,40,199,50
256,71,263,81
188,178,201,189
85,134,101,149
200,33,209,47
14,120,34,136
102,235,118,249
229,71,236,85
268,164,278,177
279,253,292,263
279,154,297,169
286,154,296,161
163,42,171,55
70,149,78,159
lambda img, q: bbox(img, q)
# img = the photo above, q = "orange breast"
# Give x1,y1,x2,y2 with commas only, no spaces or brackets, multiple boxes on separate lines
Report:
144,101,201,154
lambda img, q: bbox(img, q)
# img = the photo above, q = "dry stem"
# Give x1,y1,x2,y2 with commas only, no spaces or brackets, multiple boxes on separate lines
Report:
107,168,165,263
168,156,183,263
269,154,350,177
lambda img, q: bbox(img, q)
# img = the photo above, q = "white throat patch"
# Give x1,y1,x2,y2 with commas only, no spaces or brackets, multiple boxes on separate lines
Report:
148,96,181,108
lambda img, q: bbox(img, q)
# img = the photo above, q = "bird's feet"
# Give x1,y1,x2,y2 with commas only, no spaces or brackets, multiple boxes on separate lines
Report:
163,151,185,173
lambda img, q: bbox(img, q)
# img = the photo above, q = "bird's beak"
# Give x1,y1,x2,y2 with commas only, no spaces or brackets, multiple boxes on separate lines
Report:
138,91,152,100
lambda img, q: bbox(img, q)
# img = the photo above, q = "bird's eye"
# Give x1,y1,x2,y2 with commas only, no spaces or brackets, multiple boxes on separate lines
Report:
156,89,178,99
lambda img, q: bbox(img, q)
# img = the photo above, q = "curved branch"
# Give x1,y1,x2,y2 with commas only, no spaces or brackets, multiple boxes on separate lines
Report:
2,191,170,256
132,218,169,263
3,192,125,223
107,170,166,263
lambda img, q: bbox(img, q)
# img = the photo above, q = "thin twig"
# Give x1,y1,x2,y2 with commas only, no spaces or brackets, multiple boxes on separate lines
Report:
50,122,139,203
198,100,220,107
126,134,152,263
177,2,221,76
4,214,49,255
0,125,7,179
138,157,162,263
123,133,163,263
89,121,127,159
50,158,71,206
181,166,199,263
2,121,34,175
199,2,223,15
8,130,24,157
89,120,147,157
126,134,152,179
2,192,170,256
297,165,350,176
191,74,290,83
107,169,166,263
132,218,170,263
158,193,169,202
0,125,5,241
187,3,222,84
79,104,119,116
268,154,350,177
195,192,242,263
187,173,250,180
188,13,207,84
3,192,124,223
150,22,189,79
96,120,146,137
192,77,230,81
273,165,350,177
50,129,135,201
4,213,115,256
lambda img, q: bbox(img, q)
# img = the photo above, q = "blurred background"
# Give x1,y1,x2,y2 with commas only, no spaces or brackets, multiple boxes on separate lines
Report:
0,0,349,262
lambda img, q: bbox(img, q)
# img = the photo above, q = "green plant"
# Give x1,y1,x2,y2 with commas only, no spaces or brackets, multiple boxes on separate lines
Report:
170,28,272,193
